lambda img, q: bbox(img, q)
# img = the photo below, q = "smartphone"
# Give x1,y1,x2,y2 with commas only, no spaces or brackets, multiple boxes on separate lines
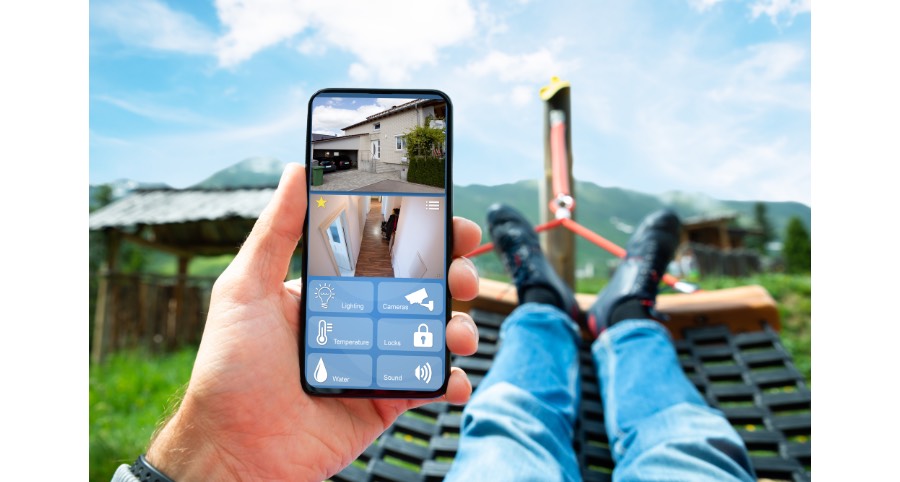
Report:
299,88,452,398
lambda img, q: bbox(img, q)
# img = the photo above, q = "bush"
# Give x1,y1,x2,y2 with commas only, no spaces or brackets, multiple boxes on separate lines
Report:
407,155,445,188
783,217,811,274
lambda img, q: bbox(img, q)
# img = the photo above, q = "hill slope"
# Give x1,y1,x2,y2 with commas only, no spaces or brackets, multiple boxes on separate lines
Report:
454,180,810,278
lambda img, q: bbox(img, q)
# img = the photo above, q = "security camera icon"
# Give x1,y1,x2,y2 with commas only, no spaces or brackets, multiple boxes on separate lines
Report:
404,288,434,312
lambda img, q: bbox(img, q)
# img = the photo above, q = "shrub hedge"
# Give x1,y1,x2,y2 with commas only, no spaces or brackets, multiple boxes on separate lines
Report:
408,155,445,188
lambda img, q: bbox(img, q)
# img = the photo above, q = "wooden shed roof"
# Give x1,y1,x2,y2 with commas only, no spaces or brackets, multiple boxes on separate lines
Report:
89,188,275,230
89,188,277,256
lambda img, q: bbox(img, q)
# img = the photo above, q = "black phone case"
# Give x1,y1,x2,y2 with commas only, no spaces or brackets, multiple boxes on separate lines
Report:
300,88,453,398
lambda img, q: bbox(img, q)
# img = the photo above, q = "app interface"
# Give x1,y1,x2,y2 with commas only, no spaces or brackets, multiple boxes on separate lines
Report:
305,92,449,392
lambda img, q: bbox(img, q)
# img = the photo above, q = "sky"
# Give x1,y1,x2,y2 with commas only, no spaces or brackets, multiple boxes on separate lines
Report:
89,0,811,204
310,95,424,136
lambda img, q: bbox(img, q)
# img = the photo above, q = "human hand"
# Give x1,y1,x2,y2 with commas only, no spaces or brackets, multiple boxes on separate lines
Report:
145,163,482,481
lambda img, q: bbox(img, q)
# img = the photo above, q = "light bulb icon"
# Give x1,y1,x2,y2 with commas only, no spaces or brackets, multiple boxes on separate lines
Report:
316,319,332,345
314,283,335,309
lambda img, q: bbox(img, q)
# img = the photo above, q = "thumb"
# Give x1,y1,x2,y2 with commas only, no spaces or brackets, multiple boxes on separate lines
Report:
230,163,307,289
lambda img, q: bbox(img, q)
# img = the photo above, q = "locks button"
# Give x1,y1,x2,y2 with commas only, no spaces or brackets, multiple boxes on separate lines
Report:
413,323,434,348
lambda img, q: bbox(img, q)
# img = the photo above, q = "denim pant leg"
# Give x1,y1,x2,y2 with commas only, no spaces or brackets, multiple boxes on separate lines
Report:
592,319,756,482
445,303,582,482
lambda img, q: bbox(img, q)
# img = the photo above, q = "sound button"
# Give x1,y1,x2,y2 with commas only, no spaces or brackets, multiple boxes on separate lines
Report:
376,355,443,389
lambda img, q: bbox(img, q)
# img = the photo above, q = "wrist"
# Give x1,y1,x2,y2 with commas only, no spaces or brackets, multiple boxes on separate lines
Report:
145,397,239,481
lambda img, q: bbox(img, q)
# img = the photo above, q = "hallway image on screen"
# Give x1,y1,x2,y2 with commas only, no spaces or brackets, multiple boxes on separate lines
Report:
307,194,445,279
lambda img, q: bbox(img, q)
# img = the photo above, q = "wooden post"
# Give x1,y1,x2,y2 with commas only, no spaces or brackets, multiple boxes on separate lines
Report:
168,255,190,350
91,229,120,363
719,222,732,250
539,77,576,288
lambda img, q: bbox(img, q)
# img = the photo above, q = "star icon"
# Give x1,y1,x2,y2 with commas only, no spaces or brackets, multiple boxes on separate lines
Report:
316,196,327,208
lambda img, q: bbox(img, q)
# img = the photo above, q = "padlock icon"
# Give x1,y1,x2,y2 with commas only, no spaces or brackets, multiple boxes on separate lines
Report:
413,323,433,348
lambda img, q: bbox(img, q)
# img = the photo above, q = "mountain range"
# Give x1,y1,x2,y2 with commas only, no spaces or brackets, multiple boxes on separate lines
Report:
90,157,810,273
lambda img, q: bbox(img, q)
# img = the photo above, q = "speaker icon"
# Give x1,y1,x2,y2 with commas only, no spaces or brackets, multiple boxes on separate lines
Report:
414,362,433,384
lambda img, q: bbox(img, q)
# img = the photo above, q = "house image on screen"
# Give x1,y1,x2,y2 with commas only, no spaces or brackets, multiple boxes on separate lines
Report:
310,99,447,175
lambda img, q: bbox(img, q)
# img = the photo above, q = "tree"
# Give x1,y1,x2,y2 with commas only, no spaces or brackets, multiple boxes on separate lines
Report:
403,122,445,159
783,216,811,274
748,202,774,255
91,184,114,213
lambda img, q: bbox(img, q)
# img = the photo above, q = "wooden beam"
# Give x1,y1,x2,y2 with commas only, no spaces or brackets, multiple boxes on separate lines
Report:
453,279,780,340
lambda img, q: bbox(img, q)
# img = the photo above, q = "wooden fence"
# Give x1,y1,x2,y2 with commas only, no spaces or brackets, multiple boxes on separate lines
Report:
91,273,216,360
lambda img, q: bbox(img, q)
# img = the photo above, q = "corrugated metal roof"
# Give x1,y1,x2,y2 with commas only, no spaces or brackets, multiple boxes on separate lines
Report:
89,188,275,230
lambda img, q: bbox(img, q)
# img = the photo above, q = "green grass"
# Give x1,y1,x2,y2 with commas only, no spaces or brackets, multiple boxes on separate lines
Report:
89,347,197,482
188,254,235,277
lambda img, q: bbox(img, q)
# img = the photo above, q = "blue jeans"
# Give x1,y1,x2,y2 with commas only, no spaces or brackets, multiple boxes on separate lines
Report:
445,303,755,482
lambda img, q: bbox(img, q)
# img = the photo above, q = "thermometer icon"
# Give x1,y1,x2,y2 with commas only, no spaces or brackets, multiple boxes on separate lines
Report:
316,319,332,345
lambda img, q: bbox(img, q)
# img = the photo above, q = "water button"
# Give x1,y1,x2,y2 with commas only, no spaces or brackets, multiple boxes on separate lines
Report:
306,353,372,388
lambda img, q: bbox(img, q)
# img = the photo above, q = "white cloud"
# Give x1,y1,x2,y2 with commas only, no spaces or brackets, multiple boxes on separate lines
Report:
89,130,131,147
630,97,809,202
94,95,224,126
214,0,477,81
348,63,371,83
462,45,575,83
456,44,577,107
707,42,809,110
510,85,533,106
688,0,725,12
214,0,311,67
92,0,215,54
311,105,371,134
310,98,413,134
750,0,811,25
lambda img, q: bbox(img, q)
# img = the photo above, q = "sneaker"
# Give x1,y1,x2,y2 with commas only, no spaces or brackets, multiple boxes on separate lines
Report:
586,209,682,337
487,203,583,324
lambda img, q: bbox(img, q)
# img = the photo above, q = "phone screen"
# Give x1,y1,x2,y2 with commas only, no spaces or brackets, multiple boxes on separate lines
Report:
300,89,452,398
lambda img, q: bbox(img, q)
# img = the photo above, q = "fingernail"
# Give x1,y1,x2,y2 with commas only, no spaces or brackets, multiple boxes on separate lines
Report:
462,257,479,278
456,316,478,337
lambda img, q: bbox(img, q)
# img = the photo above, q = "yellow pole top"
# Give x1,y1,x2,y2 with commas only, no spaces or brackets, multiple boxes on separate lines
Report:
539,76,571,101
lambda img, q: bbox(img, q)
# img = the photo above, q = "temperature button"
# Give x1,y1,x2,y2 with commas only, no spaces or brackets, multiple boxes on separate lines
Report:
306,316,373,350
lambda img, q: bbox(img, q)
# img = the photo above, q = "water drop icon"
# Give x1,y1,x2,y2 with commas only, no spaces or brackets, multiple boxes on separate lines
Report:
314,357,328,383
